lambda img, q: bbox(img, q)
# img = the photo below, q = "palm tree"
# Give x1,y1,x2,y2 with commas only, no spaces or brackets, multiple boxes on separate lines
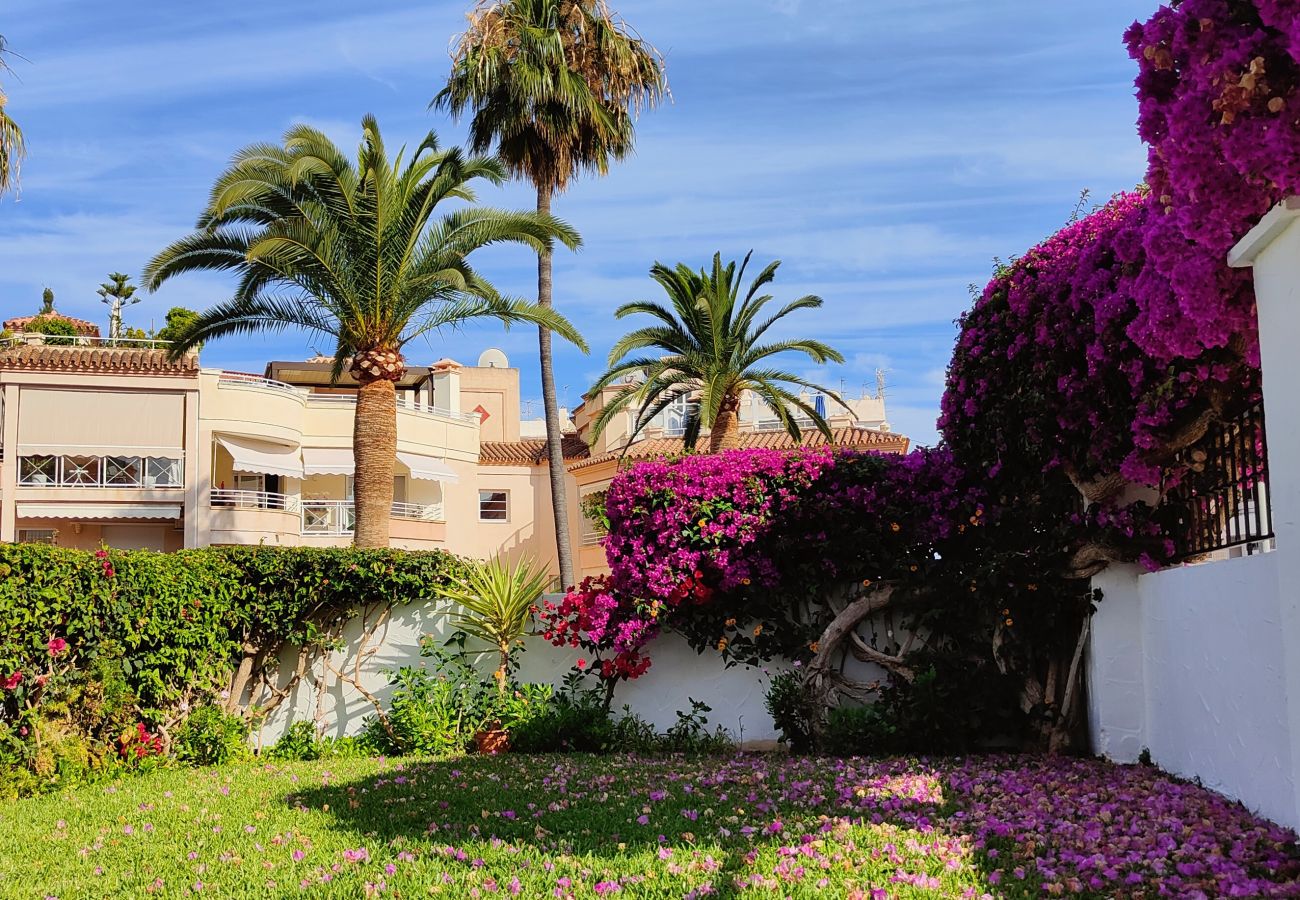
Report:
144,116,586,548
0,35,25,197
434,0,667,590
590,252,848,453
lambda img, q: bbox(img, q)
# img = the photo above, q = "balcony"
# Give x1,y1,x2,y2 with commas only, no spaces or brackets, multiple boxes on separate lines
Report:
301,499,446,537
210,489,299,511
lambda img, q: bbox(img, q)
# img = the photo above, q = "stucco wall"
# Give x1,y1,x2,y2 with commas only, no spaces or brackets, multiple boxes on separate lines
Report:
1088,556,1297,828
254,599,783,751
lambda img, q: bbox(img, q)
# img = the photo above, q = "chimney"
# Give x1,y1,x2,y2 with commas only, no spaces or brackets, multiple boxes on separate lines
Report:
430,358,462,414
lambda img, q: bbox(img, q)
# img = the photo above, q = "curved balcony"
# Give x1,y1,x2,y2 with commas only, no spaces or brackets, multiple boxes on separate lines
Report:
206,489,302,546
299,499,447,548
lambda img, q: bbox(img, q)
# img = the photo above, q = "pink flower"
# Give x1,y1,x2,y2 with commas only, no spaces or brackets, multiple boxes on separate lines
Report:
2,672,21,691
47,637,68,657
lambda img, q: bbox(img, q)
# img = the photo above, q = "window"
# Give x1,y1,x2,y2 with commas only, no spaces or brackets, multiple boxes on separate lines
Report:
16,454,182,488
17,529,57,545
19,455,57,485
479,490,509,522
61,456,101,486
145,457,182,487
105,456,143,486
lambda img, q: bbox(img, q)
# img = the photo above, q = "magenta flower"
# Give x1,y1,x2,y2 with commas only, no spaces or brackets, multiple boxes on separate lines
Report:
47,637,68,657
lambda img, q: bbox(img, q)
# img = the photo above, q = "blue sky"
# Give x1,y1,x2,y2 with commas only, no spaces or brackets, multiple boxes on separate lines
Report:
0,0,1153,445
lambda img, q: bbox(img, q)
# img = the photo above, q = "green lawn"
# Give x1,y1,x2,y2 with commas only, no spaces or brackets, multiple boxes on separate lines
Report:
0,753,1296,899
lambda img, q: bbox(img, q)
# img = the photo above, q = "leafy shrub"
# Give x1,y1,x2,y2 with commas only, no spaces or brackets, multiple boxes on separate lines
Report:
764,670,816,753
265,721,373,761
24,316,80,345
509,671,619,752
367,641,497,756
821,705,885,756
174,705,249,766
660,698,734,754
0,543,463,795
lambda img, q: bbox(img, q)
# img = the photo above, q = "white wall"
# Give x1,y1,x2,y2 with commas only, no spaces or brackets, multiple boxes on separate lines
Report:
1088,556,1297,828
254,599,784,751
1090,198,1300,831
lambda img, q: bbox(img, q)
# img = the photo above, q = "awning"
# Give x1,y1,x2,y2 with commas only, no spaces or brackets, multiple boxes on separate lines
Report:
16,503,182,520
216,436,303,479
397,452,460,483
302,447,354,476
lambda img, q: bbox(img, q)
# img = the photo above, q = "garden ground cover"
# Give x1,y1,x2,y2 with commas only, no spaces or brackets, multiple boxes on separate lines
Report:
0,753,1296,899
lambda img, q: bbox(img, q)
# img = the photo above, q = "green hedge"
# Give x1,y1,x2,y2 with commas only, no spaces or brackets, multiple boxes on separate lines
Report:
0,544,464,795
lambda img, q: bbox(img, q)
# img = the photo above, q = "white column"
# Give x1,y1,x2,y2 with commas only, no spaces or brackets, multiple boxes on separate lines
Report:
1230,197,1300,828
1087,564,1147,763
0,383,18,542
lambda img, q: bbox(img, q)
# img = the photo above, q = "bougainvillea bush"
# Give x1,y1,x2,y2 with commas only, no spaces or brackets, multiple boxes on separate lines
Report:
2,753,1297,898
1127,0,1300,364
575,447,1096,750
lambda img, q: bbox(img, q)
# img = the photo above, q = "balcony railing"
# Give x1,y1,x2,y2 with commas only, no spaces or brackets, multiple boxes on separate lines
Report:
210,489,299,512
301,499,445,535
304,393,480,424
18,454,183,488
217,371,301,394
1161,401,1274,561
301,500,356,535
2,334,175,349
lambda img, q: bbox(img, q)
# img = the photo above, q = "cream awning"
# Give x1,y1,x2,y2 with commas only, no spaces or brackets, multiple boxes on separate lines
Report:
16,502,182,520
396,452,460,483
216,436,302,479
302,447,354,476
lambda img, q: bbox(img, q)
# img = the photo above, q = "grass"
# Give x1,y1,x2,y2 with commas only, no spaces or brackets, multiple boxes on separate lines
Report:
0,753,1295,899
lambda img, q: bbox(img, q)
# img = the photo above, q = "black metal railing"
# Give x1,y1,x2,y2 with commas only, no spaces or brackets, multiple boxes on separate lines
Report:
1162,401,1273,560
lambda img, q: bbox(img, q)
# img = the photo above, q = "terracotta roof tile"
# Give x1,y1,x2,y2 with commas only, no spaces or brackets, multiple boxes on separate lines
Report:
3,313,101,337
567,425,910,472
479,434,592,466
0,343,199,376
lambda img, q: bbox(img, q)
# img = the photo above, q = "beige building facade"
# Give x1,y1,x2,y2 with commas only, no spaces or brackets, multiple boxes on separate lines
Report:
0,335,908,581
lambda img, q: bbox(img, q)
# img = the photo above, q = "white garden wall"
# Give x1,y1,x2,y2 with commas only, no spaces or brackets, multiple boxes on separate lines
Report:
1089,197,1300,831
1088,556,1297,828
254,599,786,752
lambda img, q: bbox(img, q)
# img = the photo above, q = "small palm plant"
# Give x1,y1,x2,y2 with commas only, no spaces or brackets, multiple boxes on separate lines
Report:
438,556,554,691
590,252,848,453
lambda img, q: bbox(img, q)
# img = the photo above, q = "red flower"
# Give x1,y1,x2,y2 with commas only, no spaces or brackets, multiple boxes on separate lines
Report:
576,658,587,670
47,637,68,657
2,672,22,691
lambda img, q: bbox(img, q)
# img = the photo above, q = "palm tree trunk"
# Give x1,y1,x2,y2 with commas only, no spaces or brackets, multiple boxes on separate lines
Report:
708,396,742,453
353,374,397,549
536,183,576,589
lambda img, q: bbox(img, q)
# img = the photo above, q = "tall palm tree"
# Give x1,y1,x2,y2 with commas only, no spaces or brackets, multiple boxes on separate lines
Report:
144,116,586,548
0,35,25,197
434,0,667,589
590,253,848,453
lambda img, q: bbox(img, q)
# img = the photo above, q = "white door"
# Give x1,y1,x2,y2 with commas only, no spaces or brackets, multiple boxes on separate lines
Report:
101,525,167,551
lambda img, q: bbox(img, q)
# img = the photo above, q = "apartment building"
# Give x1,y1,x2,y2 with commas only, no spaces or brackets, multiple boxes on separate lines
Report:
0,333,908,579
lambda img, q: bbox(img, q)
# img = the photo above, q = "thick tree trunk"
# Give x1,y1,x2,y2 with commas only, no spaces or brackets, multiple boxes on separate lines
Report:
708,396,741,453
536,184,576,589
353,373,398,549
